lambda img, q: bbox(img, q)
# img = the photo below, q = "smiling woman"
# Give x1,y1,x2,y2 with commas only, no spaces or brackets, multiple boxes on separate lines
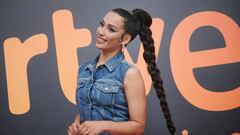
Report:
95,11,127,55
67,8,176,135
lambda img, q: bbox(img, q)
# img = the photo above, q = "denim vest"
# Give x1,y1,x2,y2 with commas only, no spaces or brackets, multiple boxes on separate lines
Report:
76,52,132,134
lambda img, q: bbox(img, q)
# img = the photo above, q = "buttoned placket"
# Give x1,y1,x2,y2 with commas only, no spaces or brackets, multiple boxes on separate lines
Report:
87,64,96,120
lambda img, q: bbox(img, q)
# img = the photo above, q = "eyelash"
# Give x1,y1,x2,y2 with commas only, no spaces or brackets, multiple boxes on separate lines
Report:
99,21,116,32
109,27,116,32
99,21,104,27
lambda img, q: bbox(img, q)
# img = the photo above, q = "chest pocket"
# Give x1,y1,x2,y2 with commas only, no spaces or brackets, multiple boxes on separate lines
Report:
94,79,121,106
76,78,90,103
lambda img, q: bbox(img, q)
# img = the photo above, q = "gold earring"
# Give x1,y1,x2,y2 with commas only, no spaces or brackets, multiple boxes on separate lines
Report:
122,44,126,53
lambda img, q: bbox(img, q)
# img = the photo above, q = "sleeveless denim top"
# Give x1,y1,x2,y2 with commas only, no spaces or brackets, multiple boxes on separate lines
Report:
76,52,132,134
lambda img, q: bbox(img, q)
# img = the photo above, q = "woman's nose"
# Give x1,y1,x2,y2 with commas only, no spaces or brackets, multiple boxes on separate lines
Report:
97,26,105,36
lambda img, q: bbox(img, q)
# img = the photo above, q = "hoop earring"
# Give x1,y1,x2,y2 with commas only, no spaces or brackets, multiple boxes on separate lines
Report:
122,44,126,53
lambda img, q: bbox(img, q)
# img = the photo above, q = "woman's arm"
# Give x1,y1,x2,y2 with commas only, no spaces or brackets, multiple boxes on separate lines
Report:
104,67,146,134
79,67,146,135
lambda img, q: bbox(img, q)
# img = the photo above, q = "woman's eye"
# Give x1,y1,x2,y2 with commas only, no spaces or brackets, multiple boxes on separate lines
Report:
109,27,116,32
99,21,116,32
99,21,104,27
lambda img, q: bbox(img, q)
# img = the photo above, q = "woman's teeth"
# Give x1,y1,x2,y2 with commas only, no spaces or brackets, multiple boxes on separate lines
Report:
97,38,107,43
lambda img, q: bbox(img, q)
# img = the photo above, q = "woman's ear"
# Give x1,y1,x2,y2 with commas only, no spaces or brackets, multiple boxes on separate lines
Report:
120,34,132,45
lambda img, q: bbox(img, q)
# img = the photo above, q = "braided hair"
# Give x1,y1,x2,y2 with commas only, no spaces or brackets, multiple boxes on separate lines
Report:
112,8,176,134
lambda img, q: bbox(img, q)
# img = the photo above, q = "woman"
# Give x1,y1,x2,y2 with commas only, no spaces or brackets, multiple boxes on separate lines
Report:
68,8,176,135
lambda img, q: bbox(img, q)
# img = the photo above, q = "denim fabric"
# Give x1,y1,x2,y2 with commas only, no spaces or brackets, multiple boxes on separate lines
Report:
76,52,132,135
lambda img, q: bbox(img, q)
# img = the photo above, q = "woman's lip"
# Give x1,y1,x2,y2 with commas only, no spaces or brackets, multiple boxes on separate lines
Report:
97,36,107,43
97,36,107,41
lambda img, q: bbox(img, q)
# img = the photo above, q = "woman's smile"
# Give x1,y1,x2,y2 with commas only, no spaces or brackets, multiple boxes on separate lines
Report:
96,36,107,44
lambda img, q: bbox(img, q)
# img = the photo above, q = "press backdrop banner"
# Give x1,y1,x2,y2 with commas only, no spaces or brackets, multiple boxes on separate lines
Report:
0,0,240,135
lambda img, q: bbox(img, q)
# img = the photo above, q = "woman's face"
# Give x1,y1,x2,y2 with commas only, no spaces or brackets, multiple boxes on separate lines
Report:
96,11,125,52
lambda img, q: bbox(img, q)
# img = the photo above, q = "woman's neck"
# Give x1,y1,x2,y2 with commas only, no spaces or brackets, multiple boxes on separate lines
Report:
97,49,121,66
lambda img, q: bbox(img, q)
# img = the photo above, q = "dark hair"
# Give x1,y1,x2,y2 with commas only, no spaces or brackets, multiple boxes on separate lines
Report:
112,8,176,134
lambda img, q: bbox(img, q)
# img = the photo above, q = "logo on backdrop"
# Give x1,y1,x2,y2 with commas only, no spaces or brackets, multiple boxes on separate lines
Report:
2,9,240,134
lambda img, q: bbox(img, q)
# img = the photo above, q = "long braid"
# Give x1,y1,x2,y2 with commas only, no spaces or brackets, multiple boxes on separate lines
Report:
132,9,176,135
111,8,176,134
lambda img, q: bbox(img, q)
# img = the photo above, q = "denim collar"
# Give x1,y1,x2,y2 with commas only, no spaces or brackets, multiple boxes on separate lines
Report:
85,52,124,72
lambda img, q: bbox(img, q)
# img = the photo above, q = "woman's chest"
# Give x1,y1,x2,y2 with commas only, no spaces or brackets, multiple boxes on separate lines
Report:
76,76,127,106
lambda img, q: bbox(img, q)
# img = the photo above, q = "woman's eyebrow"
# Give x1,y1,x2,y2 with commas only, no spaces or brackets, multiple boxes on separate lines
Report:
102,19,118,30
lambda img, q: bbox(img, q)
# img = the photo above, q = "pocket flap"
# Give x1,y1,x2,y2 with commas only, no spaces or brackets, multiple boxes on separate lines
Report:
77,78,88,88
96,83,119,93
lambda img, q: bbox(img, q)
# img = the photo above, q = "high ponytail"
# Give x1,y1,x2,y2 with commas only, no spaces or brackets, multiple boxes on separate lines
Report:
132,9,176,135
112,8,176,134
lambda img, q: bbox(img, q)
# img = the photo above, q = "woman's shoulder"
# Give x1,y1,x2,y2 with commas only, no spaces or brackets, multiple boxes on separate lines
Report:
120,60,142,77
121,60,135,69
77,61,92,71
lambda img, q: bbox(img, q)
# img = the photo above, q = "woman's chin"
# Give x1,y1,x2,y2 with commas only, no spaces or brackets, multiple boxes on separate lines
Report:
96,43,106,50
